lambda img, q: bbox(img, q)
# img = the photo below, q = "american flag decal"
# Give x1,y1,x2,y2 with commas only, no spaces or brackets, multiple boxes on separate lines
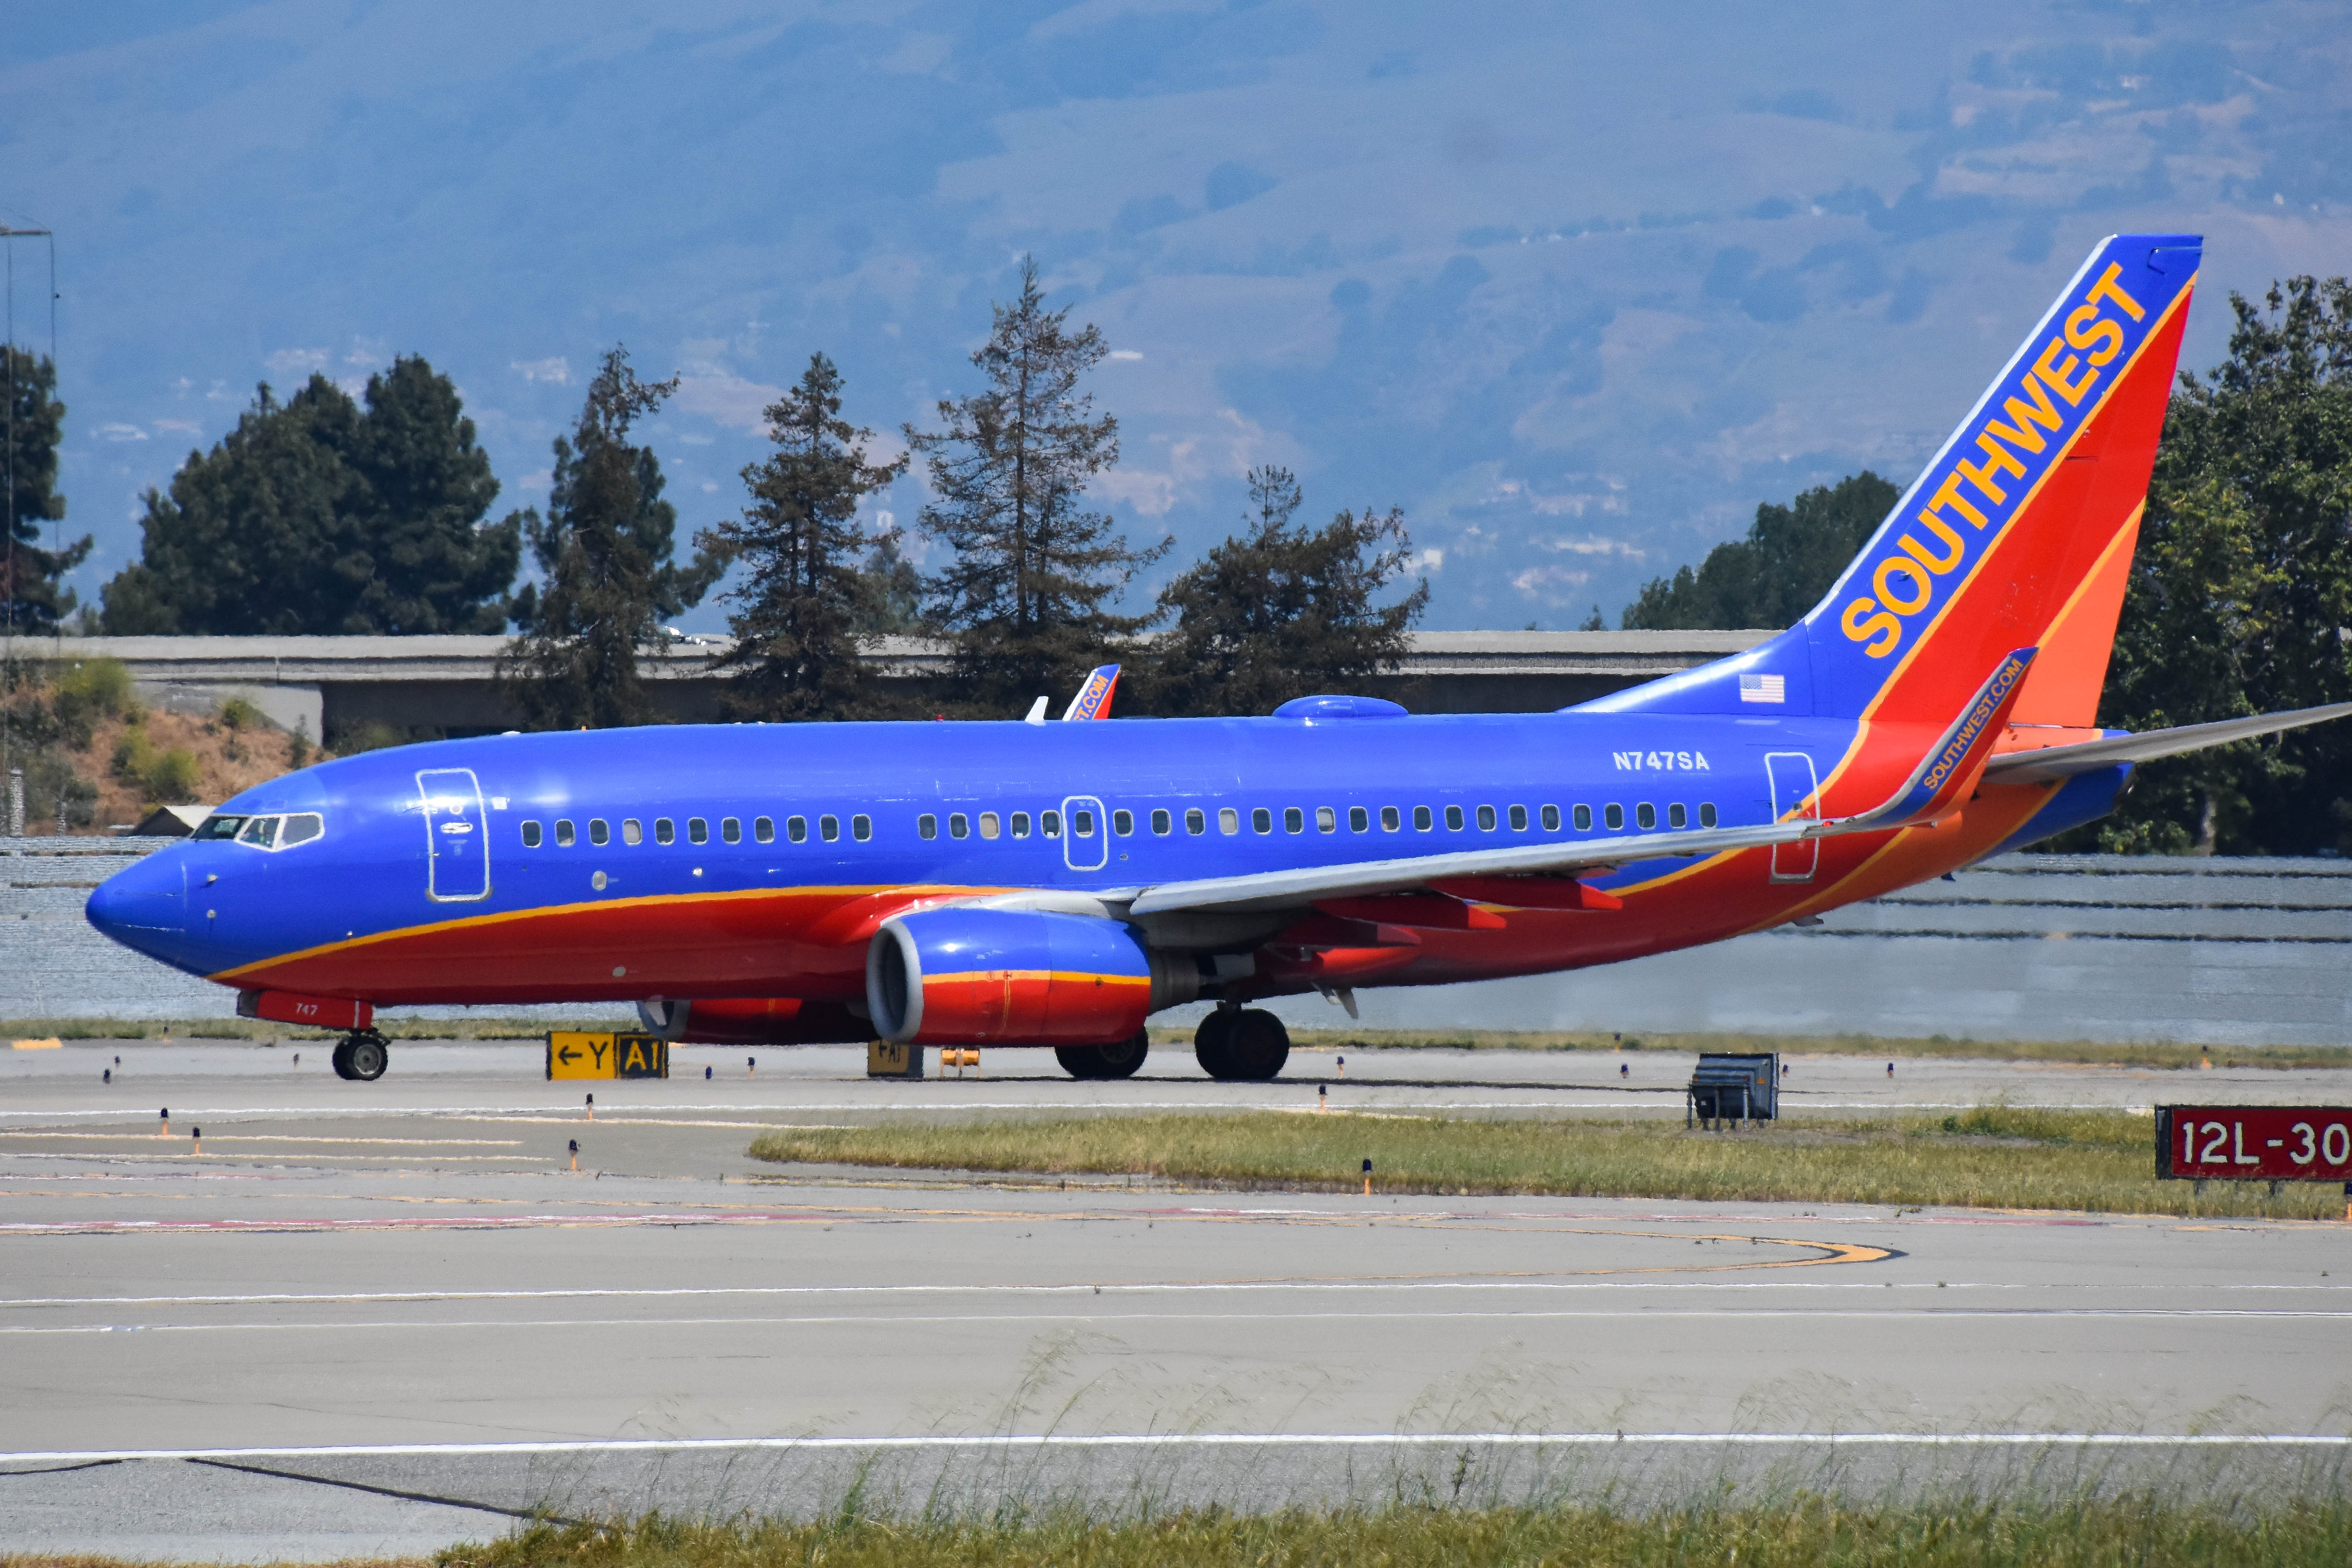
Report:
1738,673,1786,705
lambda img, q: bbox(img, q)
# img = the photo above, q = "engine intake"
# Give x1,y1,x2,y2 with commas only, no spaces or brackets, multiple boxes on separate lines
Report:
866,907,1195,1046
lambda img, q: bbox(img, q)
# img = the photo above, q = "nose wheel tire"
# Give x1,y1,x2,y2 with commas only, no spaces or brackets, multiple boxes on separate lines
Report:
333,1031,389,1081
1195,1009,1288,1081
1056,1031,1150,1080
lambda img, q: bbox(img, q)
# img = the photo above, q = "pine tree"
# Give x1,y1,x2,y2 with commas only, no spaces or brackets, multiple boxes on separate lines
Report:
1141,466,1427,716
906,257,1163,712
2,348,89,635
502,347,728,729
99,359,518,635
1621,471,1897,630
701,354,908,720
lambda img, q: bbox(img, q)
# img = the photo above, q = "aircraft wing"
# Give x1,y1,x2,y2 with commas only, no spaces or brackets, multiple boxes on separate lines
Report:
1982,702,2352,784
1126,650,2037,917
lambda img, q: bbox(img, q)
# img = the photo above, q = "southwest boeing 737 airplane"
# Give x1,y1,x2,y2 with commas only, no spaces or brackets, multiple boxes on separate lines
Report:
86,234,2352,1082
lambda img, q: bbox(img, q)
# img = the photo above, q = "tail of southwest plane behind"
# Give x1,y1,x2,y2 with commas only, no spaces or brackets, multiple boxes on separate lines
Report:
1587,232,2201,728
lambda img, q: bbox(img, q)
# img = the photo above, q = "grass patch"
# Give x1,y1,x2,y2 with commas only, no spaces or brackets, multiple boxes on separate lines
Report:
0,1016,620,1042
1143,1025,2352,1073
749,1107,2343,1217
431,1498,2352,1568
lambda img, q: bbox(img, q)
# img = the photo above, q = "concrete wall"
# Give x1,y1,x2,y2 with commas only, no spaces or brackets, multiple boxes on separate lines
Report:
11,842,2346,1046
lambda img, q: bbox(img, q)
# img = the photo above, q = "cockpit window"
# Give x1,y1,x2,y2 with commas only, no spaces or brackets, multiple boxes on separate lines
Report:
197,811,323,850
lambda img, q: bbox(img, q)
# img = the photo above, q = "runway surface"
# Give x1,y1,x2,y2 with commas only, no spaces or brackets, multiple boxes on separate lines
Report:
5,1040,2351,1559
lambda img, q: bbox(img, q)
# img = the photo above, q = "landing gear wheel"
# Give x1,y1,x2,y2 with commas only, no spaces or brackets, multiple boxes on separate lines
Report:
1193,1010,1238,1079
1095,1030,1149,1080
1224,1009,1289,1081
1056,1045,1107,1080
338,1030,389,1081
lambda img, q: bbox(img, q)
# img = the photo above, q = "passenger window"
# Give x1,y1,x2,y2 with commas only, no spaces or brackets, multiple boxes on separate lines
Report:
280,813,323,847
238,816,279,847
1637,803,1656,829
1283,807,1304,833
1669,803,1688,829
1252,807,1273,834
1043,811,1063,837
761,817,781,844
1073,809,1096,836
820,815,840,842
1151,809,1172,835
654,818,675,845
1012,811,1032,838
1444,806,1464,831
590,819,609,846
1475,805,1496,831
721,817,741,844
1218,808,1239,835
782,817,801,844
557,819,576,847
1313,807,1334,833
852,815,872,842
1349,806,1368,832
1605,804,1624,830
522,821,543,849
1508,805,1528,831
1183,808,1203,835
622,818,643,846
688,817,708,844
1700,802,1718,828
920,814,939,840
1573,805,1591,831
1540,805,1559,832
1381,806,1400,831
979,811,1001,839
1112,809,1134,836
1413,806,1432,831
949,813,970,839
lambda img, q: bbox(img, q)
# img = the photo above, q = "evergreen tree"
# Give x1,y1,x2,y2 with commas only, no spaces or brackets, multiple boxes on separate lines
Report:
701,354,908,720
99,359,518,634
1140,466,1428,716
853,532,926,635
2084,275,2352,855
3,348,88,635
1622,471,1897,630
502,346,728,729
906,256,1164,712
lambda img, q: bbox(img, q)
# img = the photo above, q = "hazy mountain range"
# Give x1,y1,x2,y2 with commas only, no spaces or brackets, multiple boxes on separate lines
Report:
5,1,2347,631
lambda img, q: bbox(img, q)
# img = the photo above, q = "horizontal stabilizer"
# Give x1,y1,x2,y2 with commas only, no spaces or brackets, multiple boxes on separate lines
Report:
1984,702,2352,784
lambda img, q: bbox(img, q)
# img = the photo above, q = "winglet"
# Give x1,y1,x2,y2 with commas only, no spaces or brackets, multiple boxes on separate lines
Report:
1022,696,1049,725
1062,664,1121,721
1846,647,2038,829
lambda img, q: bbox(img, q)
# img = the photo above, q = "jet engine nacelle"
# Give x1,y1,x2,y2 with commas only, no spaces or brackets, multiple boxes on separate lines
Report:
866,907,1195,1046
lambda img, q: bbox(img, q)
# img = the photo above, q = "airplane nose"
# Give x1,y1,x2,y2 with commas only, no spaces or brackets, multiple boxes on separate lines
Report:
87,853,187,943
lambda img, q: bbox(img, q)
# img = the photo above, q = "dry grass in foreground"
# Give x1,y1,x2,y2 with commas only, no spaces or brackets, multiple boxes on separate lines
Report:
750,1106,2347,1218
1141,1025,2352,1074
428,1498,2352,1568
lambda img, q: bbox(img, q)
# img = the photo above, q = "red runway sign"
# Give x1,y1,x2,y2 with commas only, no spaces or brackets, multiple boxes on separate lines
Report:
2156,1107,2352,1182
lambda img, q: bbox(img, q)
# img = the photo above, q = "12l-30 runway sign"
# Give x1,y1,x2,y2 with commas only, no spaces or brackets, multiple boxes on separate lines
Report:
2156,1106,2352,1182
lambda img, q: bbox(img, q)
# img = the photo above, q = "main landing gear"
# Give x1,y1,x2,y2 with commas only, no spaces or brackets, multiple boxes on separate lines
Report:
331,1029,389,1081
1057,1031,1150,1080
1194,1007,1288,1081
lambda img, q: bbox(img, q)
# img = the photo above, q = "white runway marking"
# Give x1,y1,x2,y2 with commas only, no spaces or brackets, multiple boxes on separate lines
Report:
10,1307,2351,1334
6,1431,2350,1468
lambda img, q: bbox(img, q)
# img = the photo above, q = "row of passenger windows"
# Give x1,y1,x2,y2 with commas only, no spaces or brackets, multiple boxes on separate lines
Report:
518,813,872,850
518,800,1718,850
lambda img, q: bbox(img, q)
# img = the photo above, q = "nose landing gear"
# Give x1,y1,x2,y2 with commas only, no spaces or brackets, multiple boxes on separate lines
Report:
1056,1030,1150,1080
331,1030,390,1081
